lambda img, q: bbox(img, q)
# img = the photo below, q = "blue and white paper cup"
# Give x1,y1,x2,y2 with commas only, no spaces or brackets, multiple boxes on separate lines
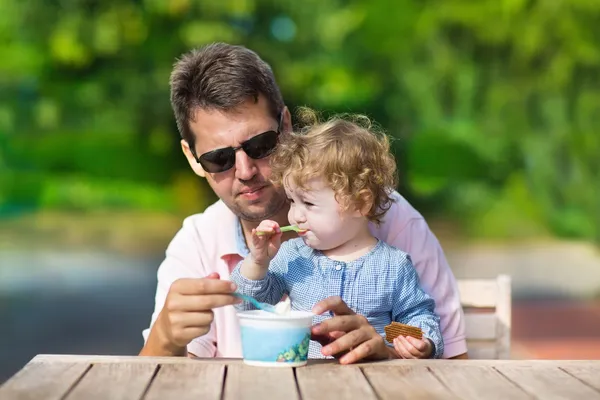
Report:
238,310,314,367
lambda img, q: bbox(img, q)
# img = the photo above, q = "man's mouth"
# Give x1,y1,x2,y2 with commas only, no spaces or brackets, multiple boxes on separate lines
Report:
238,185,266,197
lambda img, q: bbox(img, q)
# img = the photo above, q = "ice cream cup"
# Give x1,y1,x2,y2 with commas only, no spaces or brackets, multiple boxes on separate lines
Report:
237,310,314,367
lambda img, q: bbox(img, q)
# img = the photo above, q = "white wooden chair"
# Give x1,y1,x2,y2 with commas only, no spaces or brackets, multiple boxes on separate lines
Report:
457,275,511,359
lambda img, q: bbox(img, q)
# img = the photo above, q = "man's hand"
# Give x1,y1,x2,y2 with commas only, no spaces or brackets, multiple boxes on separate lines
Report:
310,296,391,365
140,273,240,357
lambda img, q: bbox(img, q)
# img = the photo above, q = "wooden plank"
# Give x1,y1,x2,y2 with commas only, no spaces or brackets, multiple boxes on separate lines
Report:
0,361,90,400
222,364,299,400
496,365,600,399
362,365,458,399
27,355,599,369
30,354,244,365
561,365,600,392
296,364,377,400
144,363,224,400
65,363,157,400
430,365,530,400
364,359,600,368
464,313,497,340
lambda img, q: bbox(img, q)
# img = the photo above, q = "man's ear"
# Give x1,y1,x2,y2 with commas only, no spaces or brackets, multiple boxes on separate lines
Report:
181,139,206,178
281,105,292,133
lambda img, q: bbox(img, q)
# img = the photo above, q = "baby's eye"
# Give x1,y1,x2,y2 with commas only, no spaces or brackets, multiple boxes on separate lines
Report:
305,202,314,207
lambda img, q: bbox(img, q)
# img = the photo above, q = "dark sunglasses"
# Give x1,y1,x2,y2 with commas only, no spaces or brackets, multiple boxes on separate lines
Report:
190,113,283,173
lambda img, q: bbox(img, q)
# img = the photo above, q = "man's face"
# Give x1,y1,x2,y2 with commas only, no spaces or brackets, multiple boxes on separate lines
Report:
181,96,290,222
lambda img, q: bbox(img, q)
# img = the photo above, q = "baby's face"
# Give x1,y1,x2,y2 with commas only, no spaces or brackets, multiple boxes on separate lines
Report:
285,177,365,252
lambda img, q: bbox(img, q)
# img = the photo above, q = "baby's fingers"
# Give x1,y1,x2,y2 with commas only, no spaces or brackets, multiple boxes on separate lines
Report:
393,337,413,359
394,336,421,359
251,229,270,248
257,220,280,233
406,336,428,353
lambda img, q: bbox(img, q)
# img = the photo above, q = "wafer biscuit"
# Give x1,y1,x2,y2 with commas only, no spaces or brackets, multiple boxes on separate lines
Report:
384,322,423,342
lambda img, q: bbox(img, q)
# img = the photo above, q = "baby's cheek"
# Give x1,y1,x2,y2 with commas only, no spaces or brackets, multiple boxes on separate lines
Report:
287,209,295,224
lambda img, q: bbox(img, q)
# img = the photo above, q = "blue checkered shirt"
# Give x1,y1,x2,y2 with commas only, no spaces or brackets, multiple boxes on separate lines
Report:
230,238,444,359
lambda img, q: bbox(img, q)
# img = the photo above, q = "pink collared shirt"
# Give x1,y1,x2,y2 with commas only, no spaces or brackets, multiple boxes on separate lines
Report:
142,192,467,358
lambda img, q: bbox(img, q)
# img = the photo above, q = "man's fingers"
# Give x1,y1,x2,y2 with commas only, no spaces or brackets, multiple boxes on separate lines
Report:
174,294,241,312
321,328,369,357
173,278,237,295
339,338,379,365
312,314,364,336
312,296,355,315
328,331,346,340
180,311,215,328
310,333,333,347
169,311,214,328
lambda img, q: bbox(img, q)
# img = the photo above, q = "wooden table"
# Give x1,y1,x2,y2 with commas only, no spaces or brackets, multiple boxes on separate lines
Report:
1,355,599,400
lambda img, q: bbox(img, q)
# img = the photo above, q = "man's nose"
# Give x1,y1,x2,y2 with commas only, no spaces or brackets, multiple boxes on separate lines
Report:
234,150,257,181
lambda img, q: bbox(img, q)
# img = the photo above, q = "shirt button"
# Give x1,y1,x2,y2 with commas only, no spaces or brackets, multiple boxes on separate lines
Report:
335,265,342,271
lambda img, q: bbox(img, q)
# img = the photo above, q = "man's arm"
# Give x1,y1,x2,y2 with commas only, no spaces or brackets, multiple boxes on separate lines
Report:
140,218,240,357
378,193,467,358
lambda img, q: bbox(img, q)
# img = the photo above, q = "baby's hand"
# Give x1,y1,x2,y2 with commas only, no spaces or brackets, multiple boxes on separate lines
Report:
250,220,283,267
393,336,433,359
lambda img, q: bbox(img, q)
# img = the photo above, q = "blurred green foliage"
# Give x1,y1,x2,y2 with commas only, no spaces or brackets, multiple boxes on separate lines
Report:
0,0,599,242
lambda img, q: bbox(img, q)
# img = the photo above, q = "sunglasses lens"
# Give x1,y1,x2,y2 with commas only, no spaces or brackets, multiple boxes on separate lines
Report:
199,148,235,173
243,131,279,159
197,130,279,173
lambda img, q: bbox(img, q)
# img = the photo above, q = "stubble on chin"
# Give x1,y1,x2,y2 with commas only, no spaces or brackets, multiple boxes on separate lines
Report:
233,190,288,222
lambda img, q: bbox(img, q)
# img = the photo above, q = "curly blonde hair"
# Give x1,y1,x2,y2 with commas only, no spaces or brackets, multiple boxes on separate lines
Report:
270,108,398,224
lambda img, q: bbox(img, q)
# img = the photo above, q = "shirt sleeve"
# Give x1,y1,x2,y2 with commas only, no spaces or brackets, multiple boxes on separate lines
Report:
142,217,217,357
392,254,444,359
229,241,291,309
382,211,467,358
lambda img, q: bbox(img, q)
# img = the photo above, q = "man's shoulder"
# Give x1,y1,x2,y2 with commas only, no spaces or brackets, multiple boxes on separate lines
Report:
385,191,425,223
165,200,240,261
181,200,235,229
174,200,238,247
371,191,427,239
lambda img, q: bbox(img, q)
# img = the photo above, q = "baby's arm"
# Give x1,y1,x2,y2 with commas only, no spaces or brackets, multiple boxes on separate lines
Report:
392,255,444,359
230,241,291,311
239,220,282,280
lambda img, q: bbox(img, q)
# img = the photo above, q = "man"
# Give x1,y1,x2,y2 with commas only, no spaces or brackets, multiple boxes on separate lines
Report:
140,42,467,362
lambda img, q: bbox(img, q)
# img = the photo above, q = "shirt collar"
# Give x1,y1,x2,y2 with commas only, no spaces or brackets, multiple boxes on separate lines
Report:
213,201,249,260
234,217,250,258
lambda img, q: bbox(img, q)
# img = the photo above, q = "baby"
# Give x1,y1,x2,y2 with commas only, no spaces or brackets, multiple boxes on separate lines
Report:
230,110,443,359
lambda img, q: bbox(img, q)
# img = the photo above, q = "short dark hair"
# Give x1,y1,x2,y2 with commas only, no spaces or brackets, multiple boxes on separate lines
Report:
169,42,285,147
